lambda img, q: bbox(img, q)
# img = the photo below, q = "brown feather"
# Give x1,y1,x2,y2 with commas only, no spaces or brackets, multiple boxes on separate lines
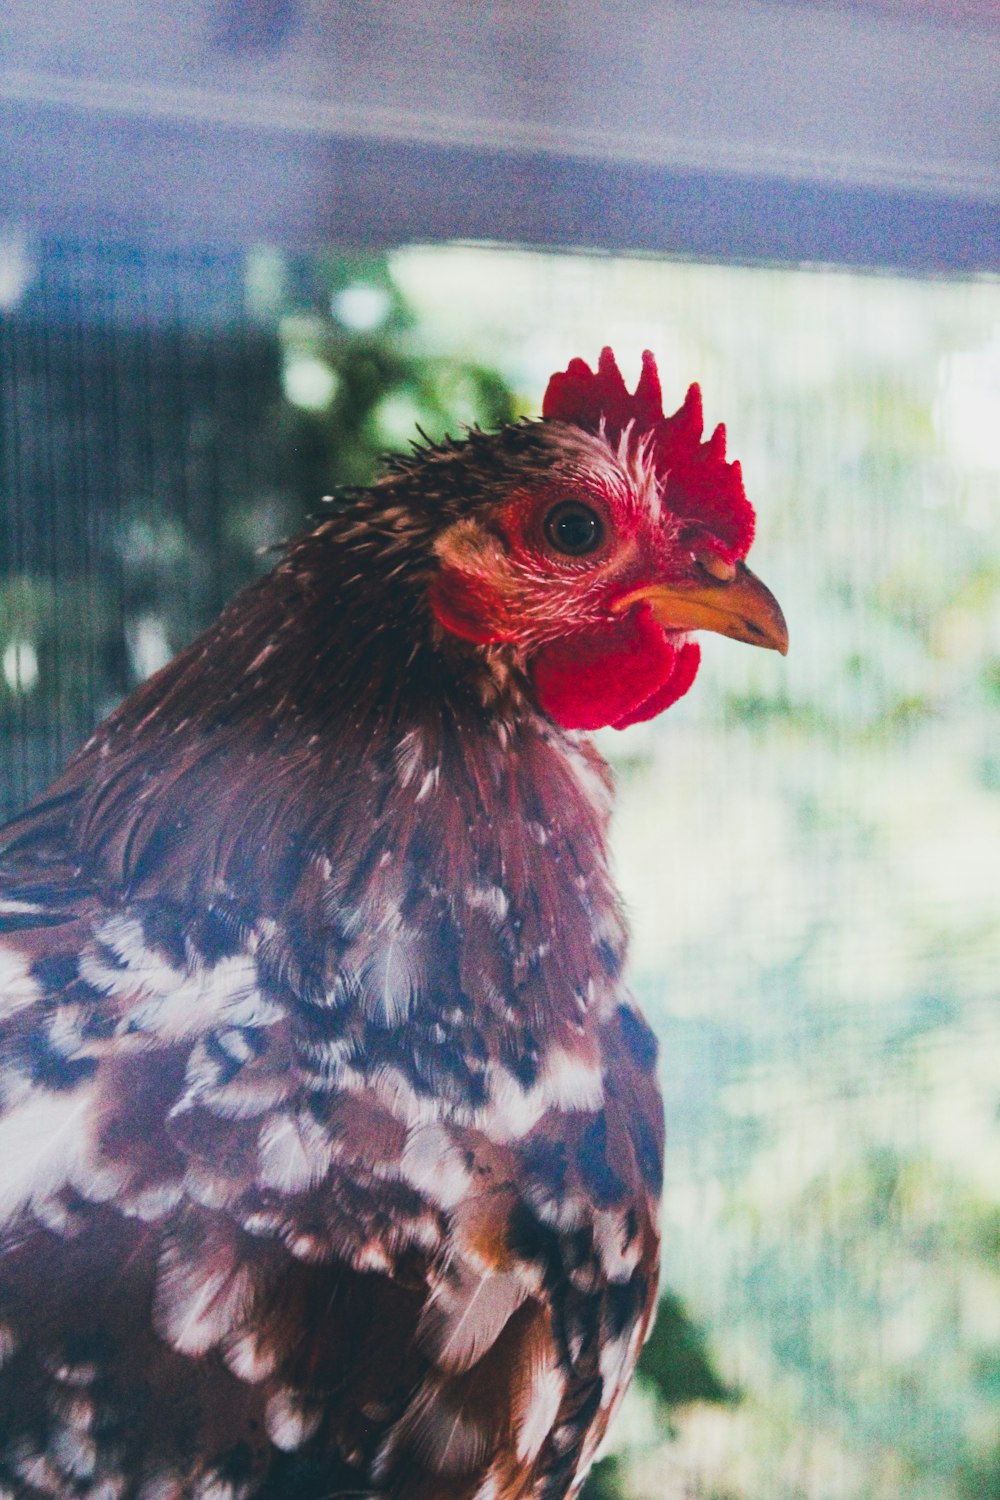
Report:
0,419,667,1499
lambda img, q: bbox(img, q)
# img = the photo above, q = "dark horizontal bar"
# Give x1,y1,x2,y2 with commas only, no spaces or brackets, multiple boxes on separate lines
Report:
2,100,997,274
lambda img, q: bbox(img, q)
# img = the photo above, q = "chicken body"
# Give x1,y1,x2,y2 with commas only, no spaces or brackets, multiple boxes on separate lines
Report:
0,353,783,1499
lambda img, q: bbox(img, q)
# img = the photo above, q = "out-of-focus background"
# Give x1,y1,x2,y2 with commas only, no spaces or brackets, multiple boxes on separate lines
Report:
2,5,998,1498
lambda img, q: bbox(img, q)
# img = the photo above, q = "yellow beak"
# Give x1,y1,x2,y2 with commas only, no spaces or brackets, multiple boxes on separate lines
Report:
612,562,789,655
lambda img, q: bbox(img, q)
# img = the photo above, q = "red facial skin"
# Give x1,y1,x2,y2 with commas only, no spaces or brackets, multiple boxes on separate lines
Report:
430,349,759,734
429,465,720,732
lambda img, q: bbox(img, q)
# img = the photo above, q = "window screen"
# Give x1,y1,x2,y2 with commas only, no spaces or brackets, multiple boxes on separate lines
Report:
1,237,997,1500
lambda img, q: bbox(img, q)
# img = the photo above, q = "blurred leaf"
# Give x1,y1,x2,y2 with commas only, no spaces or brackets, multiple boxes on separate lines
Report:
579,1455,626,1500
958,1442,1000,1500
638,1292,734,1409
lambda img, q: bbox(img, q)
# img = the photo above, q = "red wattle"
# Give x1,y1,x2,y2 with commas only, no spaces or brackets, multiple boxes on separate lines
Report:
610,640,700,728
530,609,701,731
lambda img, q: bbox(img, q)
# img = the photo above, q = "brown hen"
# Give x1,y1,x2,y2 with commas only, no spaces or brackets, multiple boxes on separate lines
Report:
0,349,786,1499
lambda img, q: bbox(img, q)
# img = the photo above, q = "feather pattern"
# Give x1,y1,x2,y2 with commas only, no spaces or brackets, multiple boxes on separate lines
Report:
0,364,776,1496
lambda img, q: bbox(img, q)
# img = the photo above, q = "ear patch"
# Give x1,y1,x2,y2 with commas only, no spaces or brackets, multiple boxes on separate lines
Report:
429,520,520,645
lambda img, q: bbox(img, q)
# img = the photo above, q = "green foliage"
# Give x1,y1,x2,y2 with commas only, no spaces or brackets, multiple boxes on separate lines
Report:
267,249,517,498
580,1456,627,1500
638,1292,734,1411
958,1442,1000,1500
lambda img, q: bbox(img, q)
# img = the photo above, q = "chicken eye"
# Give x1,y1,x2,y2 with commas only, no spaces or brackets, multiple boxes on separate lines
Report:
543,501,604,557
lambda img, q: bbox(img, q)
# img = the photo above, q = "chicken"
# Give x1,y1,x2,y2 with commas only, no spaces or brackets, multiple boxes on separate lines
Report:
0,348,786,1500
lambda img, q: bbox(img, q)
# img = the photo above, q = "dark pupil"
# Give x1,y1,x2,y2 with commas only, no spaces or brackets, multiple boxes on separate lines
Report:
546,503,601,555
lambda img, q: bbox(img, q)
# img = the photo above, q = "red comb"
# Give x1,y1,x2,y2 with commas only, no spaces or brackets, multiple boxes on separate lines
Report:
542,347,755,560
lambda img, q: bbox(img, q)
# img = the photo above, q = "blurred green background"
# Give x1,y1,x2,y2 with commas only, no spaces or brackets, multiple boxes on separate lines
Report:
1,240,998,1499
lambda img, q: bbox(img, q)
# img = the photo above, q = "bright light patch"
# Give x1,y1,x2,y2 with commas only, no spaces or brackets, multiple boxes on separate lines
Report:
332,285,391,331
0,228,33,310
282,358,339,412
935,325,1000,473
245,245,286,320
128,615,172,680
2,639,39,692
371,392,426,447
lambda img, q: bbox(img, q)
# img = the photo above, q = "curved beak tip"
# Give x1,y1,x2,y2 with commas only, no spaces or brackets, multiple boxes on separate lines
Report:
615,563,788,656
752,606,789,656
724,562,788,656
